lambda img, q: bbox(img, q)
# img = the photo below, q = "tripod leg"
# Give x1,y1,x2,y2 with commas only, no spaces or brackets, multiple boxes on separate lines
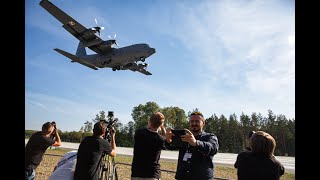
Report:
114,167,118,180
98,154,110,180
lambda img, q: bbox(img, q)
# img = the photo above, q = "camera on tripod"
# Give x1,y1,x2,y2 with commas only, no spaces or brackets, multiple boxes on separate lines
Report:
100,111,118,142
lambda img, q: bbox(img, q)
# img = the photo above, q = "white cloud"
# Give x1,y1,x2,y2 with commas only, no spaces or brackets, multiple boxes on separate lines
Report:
147,0,295,119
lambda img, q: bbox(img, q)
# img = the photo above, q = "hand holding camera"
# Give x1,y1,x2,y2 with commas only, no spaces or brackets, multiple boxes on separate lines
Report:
245,130,255,151
170,129,188,148
50,121,58,139
180,129,197,146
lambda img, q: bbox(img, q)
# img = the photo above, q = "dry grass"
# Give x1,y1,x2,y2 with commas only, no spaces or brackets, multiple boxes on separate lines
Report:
38,148,295,180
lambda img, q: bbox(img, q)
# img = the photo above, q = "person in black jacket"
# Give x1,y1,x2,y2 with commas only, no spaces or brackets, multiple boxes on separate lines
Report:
234,131,285,180
131,112,166,180
165,111,219,180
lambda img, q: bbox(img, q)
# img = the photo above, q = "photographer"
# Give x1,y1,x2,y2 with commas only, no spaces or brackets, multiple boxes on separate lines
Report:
234,131,285,180
25,121,61,180
165,111,219,180
74,120,116,180
131,112,166,180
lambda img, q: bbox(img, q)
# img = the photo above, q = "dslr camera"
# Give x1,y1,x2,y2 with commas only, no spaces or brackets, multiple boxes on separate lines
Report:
248,131,255,138
50,121,57,139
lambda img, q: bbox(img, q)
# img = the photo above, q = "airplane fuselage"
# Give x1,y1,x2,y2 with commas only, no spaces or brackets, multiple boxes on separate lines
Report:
80,43,155,69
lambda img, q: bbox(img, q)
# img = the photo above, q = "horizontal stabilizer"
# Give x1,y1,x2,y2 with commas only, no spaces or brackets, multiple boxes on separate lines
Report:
53,48,98,70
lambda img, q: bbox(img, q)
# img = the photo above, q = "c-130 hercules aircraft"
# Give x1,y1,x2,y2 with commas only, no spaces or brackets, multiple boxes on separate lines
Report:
39,0,156,75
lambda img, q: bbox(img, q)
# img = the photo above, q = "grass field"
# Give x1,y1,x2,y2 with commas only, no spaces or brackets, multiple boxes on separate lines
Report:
39,148,294,180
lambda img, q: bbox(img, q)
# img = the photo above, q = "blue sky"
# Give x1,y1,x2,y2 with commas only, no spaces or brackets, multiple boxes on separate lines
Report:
26,0,295,132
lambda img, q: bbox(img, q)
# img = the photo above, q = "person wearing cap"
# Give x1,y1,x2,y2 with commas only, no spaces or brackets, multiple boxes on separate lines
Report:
165,111,219,180
74,121,116,180
234,131,285,180
131,112,167,180
25,121,61,180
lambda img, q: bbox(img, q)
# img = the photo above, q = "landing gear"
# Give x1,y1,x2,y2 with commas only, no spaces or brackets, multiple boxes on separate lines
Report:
112,66,122,71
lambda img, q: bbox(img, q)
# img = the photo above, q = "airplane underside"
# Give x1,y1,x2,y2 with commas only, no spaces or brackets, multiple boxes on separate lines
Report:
39,0,155,75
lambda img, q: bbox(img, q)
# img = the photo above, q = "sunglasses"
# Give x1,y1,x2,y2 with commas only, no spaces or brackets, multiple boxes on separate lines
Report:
190,111,203,117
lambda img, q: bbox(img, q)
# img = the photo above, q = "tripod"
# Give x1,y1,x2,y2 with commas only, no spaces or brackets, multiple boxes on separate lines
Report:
98,116,118,180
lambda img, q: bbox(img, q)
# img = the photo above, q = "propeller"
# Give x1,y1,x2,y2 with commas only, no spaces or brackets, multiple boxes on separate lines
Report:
91,18,105,38
108,34,119,47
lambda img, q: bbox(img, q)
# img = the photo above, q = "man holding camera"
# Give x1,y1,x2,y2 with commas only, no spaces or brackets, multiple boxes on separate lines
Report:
74,120,116,180
25,121,61,180
131,112,166,180
165,111,219,180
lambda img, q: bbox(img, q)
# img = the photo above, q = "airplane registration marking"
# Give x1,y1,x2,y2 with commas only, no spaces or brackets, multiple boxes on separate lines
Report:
68,21,75,26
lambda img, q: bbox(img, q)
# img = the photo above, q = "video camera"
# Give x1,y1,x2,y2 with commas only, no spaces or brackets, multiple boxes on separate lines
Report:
101,111,118,143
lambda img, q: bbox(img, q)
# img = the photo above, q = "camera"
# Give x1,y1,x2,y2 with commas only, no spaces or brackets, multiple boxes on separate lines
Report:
108,111,114,119
101,111,118,142
50,121,57,139
248,131,255,138
245,130,255,151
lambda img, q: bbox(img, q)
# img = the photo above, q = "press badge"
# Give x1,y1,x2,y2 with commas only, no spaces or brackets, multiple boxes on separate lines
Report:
183,152,192,161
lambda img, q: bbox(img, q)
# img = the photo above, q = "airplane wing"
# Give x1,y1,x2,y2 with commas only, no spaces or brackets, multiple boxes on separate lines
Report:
54,48,98,70
125,63,152,75
39,0,112,54
135,68,152,75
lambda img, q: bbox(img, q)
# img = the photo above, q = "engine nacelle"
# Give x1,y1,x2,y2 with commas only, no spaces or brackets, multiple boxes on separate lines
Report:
101,40,117,46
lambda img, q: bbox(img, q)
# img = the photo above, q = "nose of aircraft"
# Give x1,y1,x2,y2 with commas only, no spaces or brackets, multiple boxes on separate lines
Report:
149,48,156,55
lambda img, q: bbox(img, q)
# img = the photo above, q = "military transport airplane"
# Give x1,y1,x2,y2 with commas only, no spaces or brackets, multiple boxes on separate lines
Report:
39,0,155,75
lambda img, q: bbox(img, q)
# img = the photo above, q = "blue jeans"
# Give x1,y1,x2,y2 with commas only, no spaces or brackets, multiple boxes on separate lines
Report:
25,169,35,180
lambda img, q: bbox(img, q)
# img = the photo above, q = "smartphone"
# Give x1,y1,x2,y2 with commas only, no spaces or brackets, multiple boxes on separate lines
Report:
172,129,186,138
171,129,187,148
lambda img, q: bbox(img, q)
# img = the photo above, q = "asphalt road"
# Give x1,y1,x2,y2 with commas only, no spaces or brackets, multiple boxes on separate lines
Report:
25,139,295,174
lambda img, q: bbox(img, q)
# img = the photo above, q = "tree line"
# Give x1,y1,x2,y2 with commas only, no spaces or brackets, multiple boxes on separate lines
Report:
25,101,295,157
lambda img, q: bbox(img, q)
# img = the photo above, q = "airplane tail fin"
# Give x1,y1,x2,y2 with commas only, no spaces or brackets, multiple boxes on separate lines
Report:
54,48,98,70
76,42,87,57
